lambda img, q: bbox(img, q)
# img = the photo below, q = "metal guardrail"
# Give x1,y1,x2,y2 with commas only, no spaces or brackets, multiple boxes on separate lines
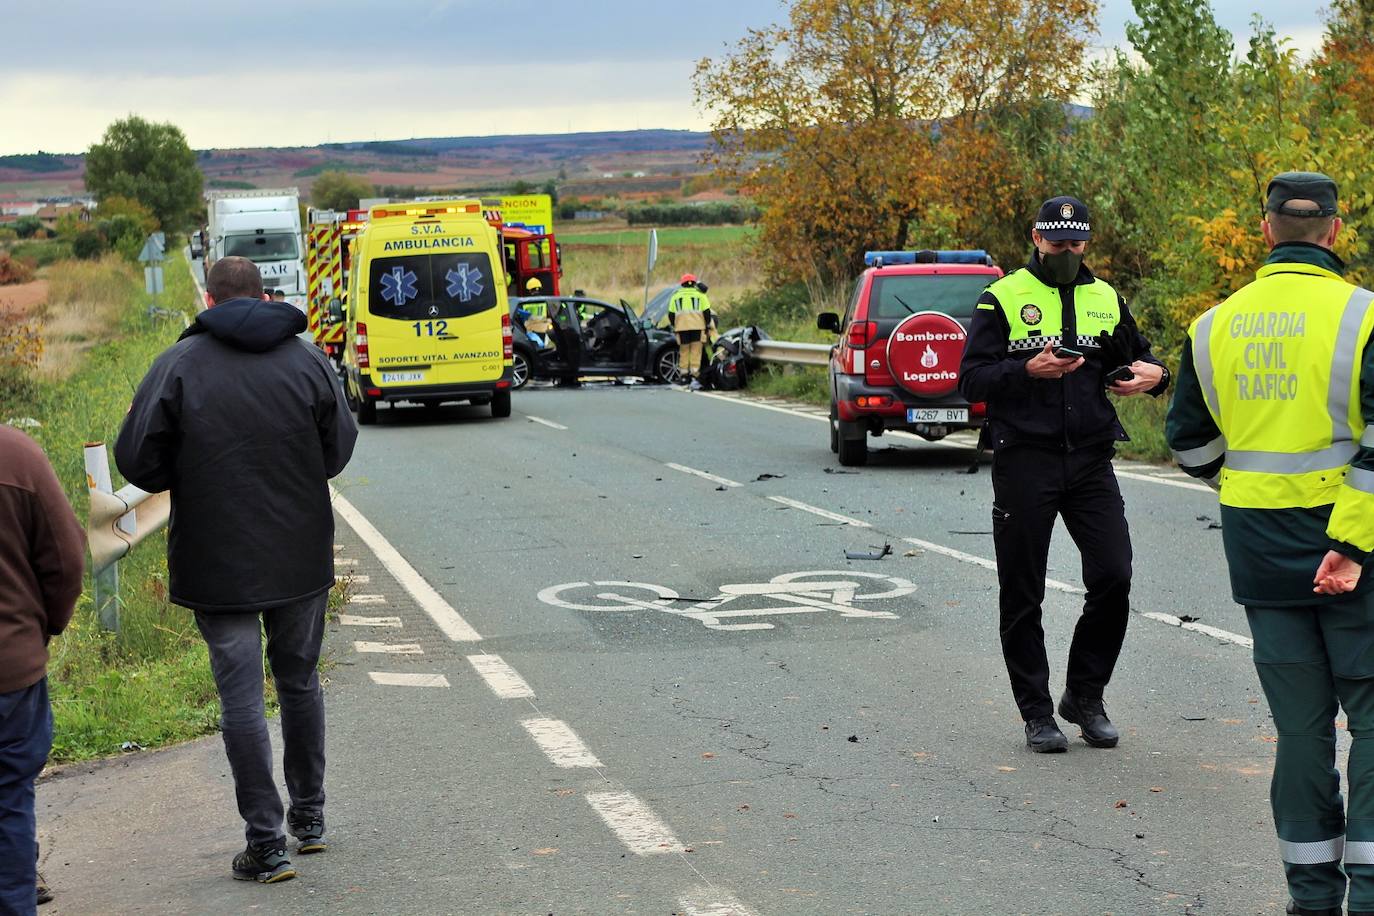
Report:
753,340,832,367
84,444,170,631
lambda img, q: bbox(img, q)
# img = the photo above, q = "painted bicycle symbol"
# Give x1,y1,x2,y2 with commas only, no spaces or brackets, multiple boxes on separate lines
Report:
537,570,916,632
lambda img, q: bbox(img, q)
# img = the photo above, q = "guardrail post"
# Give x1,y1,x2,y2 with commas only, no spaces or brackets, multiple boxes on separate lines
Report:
83,442,124,632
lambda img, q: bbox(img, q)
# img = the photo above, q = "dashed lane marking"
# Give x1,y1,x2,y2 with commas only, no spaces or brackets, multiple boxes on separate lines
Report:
526,415,569,430
522,717,603,768
338,615,403,628
346,575,371,584
684,389,1216,495
368,672,449,687
347,594,388,604
665,462,742,488
904,537,1253,648
333,557,359,567
904,537,1084,595
1143,612,1254,648
354,641,423,655
767,495,871,527
585,791,686,855
678,887,762,916
332,488,482,642
468,654,535,699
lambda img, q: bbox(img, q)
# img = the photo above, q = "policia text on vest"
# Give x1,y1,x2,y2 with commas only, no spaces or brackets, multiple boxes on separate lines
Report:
1166,170,1374,916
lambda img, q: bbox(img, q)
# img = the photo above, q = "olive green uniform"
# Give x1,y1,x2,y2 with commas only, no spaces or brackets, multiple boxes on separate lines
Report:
1167,243,1374,911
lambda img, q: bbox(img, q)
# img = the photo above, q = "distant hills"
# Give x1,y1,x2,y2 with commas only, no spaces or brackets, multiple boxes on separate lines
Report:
0,129,718,201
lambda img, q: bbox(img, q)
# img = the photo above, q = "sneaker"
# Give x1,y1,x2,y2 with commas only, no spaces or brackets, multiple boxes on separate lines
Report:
288,809,327,855
1058,690,1120,748
36,871,52,905
1025,715,1069,753
231,843,296,883
689,378,703,391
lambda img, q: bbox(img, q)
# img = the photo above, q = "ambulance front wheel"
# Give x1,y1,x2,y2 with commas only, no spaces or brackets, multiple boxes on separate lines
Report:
491,389,512,419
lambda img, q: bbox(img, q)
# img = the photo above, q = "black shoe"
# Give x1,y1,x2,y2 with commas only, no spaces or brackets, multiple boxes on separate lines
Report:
36,871,51,905
1025,716,1069,753
231,843,296,883
1287,901,1342,915
288,808,327,855
1058,690,1120,748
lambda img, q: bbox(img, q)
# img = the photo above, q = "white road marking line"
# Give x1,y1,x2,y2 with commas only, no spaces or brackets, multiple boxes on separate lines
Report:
1142,612,1254,648
665,462,742,488
1115,469,1215,493
521,717,602,768
331,489,483,642
338,615,402,628
333,557,358,567
903,537,1085,594
687,390,1216,495
468,654,535,699
526,415,569,430
346,575,371,584
348,594,388,604
333,544,344,551
585,791,685,855
354,641,423,655
767,495,871,527
678,887,762,916
368,672,449,687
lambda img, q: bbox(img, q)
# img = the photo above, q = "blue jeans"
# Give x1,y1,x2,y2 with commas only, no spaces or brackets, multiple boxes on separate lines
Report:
0,678,51,916
195,594,327,848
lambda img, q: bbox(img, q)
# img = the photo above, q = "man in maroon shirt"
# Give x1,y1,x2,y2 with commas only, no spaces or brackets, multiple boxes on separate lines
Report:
0,426,85,916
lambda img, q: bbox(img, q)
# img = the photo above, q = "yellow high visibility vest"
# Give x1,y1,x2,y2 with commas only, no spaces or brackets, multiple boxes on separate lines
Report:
1188,262,1374,549
983,269,1122,352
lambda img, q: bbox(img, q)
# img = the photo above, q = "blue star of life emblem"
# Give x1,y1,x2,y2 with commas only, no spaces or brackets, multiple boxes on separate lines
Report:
445,264,485,302
380,266,419,306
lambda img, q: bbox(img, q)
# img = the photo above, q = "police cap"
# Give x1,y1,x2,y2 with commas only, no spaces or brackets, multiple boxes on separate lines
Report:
1265,171,1338,217
1033,196,1092,241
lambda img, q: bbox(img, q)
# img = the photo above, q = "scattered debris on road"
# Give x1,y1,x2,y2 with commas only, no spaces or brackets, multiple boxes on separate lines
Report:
755,472,786,481
823,467,858,475
845,543,893,560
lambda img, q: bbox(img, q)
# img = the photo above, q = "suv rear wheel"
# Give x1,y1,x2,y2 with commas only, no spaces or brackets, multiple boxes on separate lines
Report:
836,420,867,466
829,403,839,453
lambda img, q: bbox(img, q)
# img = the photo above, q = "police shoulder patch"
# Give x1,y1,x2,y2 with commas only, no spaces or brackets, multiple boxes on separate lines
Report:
1020,304,1043,326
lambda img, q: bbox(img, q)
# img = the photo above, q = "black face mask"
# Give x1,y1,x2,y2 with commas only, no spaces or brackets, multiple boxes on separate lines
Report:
1040,249,1083,286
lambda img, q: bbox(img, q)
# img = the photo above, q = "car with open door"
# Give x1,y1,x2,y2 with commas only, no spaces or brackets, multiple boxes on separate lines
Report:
509,295,681,388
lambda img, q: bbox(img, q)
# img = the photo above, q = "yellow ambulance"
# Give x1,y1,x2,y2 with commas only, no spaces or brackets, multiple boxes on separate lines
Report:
338,200,514,424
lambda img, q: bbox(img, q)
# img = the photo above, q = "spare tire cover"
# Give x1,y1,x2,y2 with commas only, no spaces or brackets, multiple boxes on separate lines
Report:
886,311,967,397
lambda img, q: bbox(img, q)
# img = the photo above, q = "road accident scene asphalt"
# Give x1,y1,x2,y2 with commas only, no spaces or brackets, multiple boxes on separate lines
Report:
42,382,1291,915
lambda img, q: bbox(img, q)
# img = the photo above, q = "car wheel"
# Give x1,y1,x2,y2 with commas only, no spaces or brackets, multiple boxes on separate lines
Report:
654,347,681,384
511,349,532,390
357,395,377,426
837,420,867,466
829,402,840,453
491,389,512,418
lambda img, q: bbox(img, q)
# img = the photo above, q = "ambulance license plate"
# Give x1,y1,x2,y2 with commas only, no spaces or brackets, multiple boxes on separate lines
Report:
907,408,967,423
381,372,424,383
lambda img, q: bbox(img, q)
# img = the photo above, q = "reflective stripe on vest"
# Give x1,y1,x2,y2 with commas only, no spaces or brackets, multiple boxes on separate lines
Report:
1346,840,1374,865
1279,836,1344,865
1191,273,1374,509
986,269,1122,353
1172,434,1227,470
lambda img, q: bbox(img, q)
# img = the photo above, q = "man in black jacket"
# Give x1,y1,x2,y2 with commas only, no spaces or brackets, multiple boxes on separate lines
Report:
116,256,357,883
958,197,1169,753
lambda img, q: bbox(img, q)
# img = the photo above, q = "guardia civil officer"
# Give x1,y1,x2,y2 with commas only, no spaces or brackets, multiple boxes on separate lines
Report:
1166,173,1374,916
959,196,1169,753
668,274,714,390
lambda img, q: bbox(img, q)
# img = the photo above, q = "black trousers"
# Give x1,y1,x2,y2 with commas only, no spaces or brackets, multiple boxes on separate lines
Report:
991,442,1132,720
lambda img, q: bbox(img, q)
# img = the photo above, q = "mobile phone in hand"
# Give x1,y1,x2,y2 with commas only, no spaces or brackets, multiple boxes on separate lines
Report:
1104,365,1135,384
1052,346,1083,359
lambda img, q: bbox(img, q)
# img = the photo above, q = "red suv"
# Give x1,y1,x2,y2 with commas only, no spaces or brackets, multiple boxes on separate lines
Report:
817,250,1003,466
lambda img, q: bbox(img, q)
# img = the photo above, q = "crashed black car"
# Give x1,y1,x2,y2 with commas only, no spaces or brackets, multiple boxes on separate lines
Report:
510,295,682,388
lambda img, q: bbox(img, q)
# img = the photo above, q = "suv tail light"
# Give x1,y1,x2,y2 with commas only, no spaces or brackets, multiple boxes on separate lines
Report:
501,311,513,360
847,320,877,349
355,321,370,369
971,401,987,417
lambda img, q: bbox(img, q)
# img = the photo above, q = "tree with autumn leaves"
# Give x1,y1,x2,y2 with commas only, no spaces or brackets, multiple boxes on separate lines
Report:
697,0,1374,358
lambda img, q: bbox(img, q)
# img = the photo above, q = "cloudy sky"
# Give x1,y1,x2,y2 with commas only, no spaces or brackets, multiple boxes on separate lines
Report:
0,0,1332,156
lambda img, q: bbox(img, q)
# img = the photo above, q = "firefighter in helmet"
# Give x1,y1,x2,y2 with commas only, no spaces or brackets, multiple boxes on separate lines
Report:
668,274,714,389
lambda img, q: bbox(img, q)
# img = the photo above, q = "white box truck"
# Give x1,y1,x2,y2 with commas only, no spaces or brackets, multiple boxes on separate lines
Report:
198,189,305,308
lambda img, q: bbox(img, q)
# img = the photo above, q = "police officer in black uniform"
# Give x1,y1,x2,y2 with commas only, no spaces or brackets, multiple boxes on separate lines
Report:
959,196,1171,752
